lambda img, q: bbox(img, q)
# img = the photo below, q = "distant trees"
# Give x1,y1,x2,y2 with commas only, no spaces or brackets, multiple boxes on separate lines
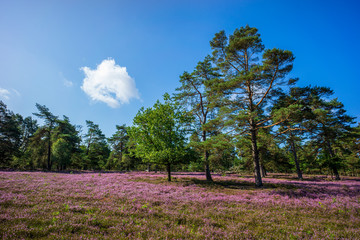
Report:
0,101,21,167
16,115,38,154
11,115,38,169
83,120,110,170
106,124,129,170
52,116,81,170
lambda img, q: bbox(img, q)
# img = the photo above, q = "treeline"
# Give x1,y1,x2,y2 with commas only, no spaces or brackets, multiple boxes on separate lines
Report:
1,26,359,186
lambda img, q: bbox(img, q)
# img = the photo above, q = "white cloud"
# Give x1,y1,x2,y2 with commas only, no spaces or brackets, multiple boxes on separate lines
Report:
0,88,11,100
64,79,74,87
80,59,140,108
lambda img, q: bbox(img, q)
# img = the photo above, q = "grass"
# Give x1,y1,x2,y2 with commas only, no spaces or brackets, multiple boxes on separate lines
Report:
0,171,359,239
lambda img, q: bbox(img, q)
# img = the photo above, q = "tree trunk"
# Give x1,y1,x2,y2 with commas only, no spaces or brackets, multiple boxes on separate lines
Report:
205,155,212,181
166,163,171,182
260,161,266,178
327,140,340,180
147,163,151,172
202,131,213,182
332,166,340,180
290,140,303,180
47,133,52,171
204,150,213,181
250,125,263,187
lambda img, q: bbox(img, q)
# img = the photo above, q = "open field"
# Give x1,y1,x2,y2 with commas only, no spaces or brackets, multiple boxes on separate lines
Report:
0,171,359,239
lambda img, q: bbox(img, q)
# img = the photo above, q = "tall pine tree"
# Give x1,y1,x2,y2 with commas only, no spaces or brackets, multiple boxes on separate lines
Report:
174,56,220,181
209,26,297,187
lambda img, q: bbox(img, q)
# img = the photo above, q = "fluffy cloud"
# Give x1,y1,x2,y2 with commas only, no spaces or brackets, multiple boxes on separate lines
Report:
0,88,11,100
81,59,140,108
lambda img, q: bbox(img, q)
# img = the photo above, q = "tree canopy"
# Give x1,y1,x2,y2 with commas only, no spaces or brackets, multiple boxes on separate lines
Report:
128,94,192,181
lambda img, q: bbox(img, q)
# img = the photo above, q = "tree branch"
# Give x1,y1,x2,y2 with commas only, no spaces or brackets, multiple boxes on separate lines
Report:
256,116,273,126
274,127,306,137
256,119,287,130
255,65,279,109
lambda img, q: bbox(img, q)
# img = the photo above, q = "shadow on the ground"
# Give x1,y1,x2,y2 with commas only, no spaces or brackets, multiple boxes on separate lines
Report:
137,174,360,199
151,177,299,191
190,178,300,190
271,181,360,199
186,178,360,198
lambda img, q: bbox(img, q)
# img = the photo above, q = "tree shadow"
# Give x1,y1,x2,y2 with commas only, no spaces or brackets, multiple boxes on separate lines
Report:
181,178,298,191
173,176,360,199
269,180,360,199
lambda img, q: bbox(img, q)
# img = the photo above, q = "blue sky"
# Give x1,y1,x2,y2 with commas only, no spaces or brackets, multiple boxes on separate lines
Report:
1,0,359,137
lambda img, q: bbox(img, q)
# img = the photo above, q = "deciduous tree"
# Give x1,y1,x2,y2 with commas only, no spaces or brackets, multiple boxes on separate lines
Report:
128,94,191,181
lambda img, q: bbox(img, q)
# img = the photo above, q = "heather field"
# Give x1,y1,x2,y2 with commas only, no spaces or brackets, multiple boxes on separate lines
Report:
0,172,359,239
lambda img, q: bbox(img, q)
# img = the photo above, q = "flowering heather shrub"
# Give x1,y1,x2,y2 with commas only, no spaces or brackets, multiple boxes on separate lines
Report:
0,171,359,239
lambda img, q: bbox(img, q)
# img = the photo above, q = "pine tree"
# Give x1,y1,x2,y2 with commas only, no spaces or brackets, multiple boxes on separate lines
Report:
174,55,220,181
309,94,355,180
33,103,58,170
209,26,296,187
83,120,109,170
107,124,129,170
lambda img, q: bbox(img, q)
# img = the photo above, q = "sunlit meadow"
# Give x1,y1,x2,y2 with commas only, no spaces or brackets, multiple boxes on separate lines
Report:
1,171,359,239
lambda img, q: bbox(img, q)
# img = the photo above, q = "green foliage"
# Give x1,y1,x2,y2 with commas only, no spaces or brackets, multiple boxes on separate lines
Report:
106,124,129,170
306,89,355,179
0,25,359,178
52,116,81,170
174,55,221,181
208,25,296,186
83,120,110,170
128,94,192,180
0,101,21,167
31,103,59,170
52,138,72,169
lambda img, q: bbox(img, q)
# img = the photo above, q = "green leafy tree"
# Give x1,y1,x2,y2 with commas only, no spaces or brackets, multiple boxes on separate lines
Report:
128,94,191,181
209,25,297,187
175,56,220,181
